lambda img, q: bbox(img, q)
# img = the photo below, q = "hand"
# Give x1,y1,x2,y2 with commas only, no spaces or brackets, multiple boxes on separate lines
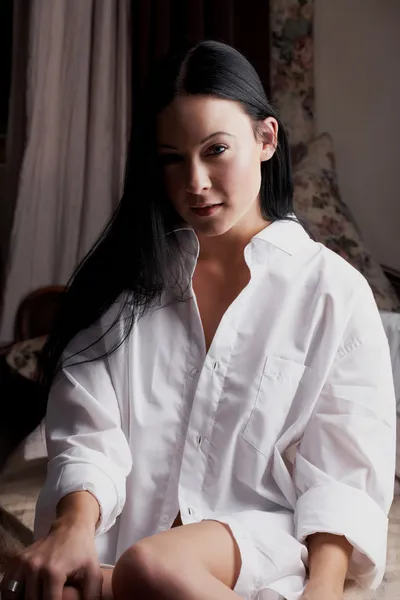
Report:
301,580,344,600
0,519,102,600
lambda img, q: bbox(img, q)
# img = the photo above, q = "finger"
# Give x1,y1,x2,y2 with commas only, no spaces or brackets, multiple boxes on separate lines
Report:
1,563,26,600
41,571,66,600
61,586,82,600
99,569,113,600
82,569,102,600
0,581,25,600
24,565,41,600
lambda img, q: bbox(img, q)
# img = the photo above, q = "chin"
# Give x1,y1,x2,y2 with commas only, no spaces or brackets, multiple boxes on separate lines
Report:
180,206,242,237
191,220,236,238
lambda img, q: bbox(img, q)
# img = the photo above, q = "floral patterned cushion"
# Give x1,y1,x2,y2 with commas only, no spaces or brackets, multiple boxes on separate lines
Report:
271,0,315,162
293,133,400,312
5,337,46,381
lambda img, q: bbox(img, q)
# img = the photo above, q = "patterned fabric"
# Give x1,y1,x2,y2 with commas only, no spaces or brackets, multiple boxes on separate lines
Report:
271,0,400,311
5,337,46,381
270,0,315,163
293,134,400,312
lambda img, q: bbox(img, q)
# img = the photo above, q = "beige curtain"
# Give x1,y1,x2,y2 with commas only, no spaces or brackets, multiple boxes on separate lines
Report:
0,0,30,304
0,0,131,341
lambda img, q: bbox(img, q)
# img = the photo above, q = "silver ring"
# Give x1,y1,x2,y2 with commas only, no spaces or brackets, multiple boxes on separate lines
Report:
6,580,23,594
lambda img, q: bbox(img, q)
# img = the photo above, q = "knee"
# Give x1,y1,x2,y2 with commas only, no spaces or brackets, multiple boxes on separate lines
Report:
112,541,174,600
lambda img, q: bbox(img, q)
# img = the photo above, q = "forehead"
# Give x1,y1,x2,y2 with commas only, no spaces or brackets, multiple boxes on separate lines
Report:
157,95,252,145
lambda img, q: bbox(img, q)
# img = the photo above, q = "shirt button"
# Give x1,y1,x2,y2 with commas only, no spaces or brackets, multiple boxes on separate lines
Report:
179,445,184,452
188,507,193,516
212,361,219,371
161,515,169,523
190,367,199,376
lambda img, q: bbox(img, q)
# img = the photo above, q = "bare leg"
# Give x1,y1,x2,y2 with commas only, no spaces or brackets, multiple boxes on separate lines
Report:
112,520,243,600
62,515,184,600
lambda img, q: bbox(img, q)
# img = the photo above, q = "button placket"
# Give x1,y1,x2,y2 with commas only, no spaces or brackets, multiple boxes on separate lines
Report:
180,283,240,510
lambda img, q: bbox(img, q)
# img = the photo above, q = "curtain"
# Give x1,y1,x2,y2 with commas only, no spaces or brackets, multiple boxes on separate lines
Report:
0,0,131,341
0,0,30,302
0,0,271,341
131,0,271,102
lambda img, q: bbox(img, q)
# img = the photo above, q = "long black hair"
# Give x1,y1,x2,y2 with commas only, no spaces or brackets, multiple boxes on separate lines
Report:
39,39,295,393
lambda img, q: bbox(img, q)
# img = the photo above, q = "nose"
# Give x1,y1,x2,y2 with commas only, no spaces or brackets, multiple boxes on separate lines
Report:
185,160,211,195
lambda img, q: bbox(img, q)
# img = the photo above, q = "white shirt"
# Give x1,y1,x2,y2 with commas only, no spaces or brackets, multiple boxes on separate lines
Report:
35,219,396,597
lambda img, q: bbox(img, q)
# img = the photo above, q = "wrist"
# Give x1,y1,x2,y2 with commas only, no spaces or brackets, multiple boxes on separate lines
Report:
51,512,97,535
303,582,344,600
305,576,345,596
54,490,100,533
306,533,352,593
307,562,346,592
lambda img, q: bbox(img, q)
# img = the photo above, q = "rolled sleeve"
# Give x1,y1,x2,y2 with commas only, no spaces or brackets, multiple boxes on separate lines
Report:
35,450,128,539
294,282,396,589
294,480,388,587
34,320,132,540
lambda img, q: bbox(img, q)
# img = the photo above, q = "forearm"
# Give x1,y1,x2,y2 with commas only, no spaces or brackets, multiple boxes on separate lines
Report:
306,532,353,593
53,490,100,533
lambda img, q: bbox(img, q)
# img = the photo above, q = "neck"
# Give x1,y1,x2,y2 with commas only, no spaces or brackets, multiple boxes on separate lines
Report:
197,215,270,266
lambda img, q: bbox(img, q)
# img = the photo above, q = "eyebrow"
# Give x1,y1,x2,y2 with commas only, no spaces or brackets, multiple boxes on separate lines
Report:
158,131,235,150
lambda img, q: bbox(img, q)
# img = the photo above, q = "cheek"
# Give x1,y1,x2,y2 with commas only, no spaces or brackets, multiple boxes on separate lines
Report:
221,151,261,197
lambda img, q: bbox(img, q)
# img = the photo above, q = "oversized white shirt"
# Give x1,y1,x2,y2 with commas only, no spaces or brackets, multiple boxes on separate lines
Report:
35,219,396,598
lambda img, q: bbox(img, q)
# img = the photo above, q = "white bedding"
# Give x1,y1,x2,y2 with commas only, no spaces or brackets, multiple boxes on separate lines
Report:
380,311,400,414
379,311,400,481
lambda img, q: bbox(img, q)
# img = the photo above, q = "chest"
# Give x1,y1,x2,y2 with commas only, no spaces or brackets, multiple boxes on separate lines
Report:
192,263,250,353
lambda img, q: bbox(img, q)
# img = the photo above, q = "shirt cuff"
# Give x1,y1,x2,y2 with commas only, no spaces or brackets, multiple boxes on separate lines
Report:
34,461,124,540
294,481,389,589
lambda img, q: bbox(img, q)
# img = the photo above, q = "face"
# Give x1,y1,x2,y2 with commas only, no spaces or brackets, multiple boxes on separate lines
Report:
157,95,277,238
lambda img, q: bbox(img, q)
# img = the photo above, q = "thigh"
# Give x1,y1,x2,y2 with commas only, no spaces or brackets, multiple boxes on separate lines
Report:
114,520,241,589
114,515,306,600
134,519,241,590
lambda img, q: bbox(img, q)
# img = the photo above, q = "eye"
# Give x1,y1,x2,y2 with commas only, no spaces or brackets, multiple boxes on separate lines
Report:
159,153,182,166
207,144,228,157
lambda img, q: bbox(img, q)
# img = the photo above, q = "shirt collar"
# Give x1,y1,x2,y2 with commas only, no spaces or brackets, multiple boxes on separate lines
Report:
172,216,310,259
251,216,311,257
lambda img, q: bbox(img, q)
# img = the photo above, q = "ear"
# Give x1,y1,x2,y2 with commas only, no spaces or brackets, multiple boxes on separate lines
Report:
259,117,278,162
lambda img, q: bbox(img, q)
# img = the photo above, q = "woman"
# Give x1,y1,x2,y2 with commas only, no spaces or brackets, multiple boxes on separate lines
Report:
1,41,395,600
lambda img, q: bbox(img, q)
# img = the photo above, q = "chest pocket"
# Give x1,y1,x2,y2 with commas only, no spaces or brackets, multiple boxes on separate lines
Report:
241,356,307,458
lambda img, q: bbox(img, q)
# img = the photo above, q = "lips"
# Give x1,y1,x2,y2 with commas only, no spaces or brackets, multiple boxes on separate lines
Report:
191,204,222,217
190,203,221,209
